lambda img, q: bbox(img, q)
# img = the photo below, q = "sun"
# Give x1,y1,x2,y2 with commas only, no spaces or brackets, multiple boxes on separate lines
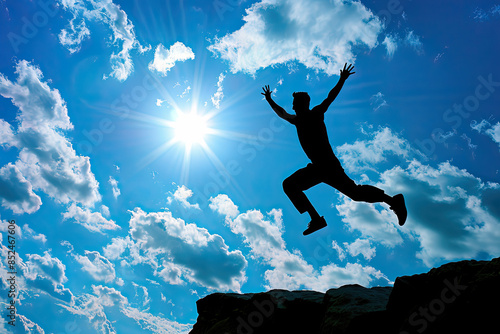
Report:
172,111,209,145
141,99,233,185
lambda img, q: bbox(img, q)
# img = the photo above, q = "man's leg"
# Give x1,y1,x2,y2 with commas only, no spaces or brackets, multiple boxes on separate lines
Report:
283,164,328,235
282,164,322,220
328,171,407,225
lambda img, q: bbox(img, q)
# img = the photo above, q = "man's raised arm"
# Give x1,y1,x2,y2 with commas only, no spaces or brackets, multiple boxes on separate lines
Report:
262,85,295,122
317,63,355,111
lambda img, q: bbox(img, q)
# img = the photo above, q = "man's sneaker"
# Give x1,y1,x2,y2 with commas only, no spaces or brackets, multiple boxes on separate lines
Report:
303,216,327,236
391,194,407,226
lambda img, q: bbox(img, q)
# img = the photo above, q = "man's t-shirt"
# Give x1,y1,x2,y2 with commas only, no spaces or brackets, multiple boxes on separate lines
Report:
289,105,342,167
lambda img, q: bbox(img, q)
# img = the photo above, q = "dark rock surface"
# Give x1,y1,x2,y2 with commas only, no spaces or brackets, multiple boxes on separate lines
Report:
386,256,500,333
190,257,500,334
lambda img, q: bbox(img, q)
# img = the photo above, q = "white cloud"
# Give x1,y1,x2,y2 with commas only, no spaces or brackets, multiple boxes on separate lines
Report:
0,58,73,129
0,60,101,212
381,32,423,58
471,119,500,149
121,307,192,334
336,127,411,174
18,314,45,334
404,30,423,53
103,236,132,260
61,284,190,334
382,35,398,59
103,207,247,291
131,282,151,307
93,284,128,307
209,194,240,219
116,277,125,286
0,218,21,238
61,240,74,253
23,251,73,303
461,133,477,153
25,252,67,284
335,127,500,267
307,262,386,290
0,242,115,334
370,92,388,111
167,185,200,210
345,238,376,260
336,197,404,247
471,119,490,132
146,278,160,286
62,203,120,233
22,224,47,243
229,209,286,257
432,130,455,144
58,0,151,81
434,52,445,63
211,73,225,109
0,163,42,214
377,161,500,266
148,42,195,76
157,261,184,286
208,0,383,75
473,5,500,22
179,85,191,98
109,176,121,199
211,196,388,291
0,119,16,148
101,204,110,217
331,240,346,261
58,286,123,334
0,313,5,333
58,16,90,53
74,250,116,283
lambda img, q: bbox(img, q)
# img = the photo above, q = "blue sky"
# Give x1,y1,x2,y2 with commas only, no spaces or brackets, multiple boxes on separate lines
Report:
1,0,500,332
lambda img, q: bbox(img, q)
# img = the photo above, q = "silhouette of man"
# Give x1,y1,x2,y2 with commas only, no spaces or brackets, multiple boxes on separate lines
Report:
262,63,407,235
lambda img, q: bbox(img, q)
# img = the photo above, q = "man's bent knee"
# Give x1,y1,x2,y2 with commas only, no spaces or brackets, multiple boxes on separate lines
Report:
282,177,294,194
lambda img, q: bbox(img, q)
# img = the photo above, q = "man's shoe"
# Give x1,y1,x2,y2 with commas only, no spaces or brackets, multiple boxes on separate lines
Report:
391,194,407,226
303,216,327,236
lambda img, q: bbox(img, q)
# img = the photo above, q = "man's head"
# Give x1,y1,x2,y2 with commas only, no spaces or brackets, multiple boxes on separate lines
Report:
292,92,310,111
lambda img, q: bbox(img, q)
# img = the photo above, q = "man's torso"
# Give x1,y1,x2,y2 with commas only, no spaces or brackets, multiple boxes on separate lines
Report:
291,107,341,167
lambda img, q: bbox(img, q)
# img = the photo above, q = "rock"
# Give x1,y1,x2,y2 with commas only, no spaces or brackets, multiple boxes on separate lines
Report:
190,289,326,334
190,286,391,334
190,257,500,334
387,257,500,334
320,284,392,334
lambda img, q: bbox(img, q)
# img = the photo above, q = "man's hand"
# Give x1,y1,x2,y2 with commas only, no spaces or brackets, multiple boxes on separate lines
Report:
317,63,355,111
340,63,355,80
261,85,272,99
262,85,295,123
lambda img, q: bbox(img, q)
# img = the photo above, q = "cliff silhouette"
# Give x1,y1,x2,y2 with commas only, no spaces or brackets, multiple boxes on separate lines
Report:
190,256,500,334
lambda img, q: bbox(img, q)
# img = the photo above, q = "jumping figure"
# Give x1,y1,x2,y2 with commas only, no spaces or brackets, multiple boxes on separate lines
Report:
262,63,407,235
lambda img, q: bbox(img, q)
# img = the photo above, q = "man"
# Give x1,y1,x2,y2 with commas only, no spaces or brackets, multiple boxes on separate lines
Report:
262,63,407,235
